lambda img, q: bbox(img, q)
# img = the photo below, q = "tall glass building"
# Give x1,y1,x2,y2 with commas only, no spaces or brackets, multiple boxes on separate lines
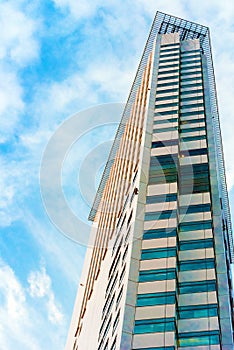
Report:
66,12,234,350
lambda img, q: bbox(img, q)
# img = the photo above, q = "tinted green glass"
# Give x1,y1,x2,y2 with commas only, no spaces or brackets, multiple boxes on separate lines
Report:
179,220,212,232
154,118,178,125
156,88,179,94
155,102,179,108
158,75,179,81
137,292,176,306
181,59,201,65
178,304,218,319
180,82,203,89
181,134,206,142
141,247,177,260
178,331,220,347
179,258,215,271
180,103,204,110
146,193,177,203
152,139,178,147
139,268,176,282
155,110,178,116
180,118,205,125
180,203,211,214
145,209,176,221
179,280,216,294
143,228,177,240
180,110,204,116
180,126,205,134
179,238,213,251
180,148,208,157
134,317,175,334
181,76,202,83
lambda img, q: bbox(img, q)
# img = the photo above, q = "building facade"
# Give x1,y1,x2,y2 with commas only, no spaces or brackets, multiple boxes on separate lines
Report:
66,12,234,350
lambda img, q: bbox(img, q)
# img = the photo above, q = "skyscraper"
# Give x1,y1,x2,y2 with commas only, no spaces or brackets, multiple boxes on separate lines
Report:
66,12,234,350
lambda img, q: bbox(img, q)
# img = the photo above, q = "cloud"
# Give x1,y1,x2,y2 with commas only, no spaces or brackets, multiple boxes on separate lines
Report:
0,1,40,142
0,260,40,350
0,1,40,66
0,260,66,350
28,265,64,325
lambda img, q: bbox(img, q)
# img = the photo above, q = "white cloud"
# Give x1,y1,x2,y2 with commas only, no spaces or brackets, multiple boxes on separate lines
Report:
0,1,40,142
0,69,24,142
0,2,40,66
52,0,100,19
28,266,51,298
0,260,40,350
28,265,64,325
0,260,66,349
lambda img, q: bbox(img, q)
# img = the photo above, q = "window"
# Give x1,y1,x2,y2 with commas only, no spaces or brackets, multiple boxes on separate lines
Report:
153,118,178,125
179,238,213,251
180,148,208,157
110,337,117,350
180,82,203,89
180,102,204,110
160,52,180,58
158,69,179,75
180,126,205,134
180,118,205,125
160,47,180,53
119,264,126,285
179,258,215,271
136,291,176,306
141,247,177,260
133,348,175,350
152,139,179,148
180,203,211,215
179,279,216,294
143,228,177,240
112,310,120,335
116,286,123,309
181,76,202,83
159,56,180,63
157,74,179,81
156,95,179,101
145,209,176,221
103,340,109,350
181,59,201,65
139,268,176,282
181,134,206,142
178,304,218,319
181,70,202,77
178,330,220,347
181,54,201,61
155,110,178,116
181,49,201,55
151,154,177,166
157,81,179,88
179,220,212,232
102,292,115,319
181,95,203,102
122,245,128,263
146,193,177,204
161,43,180,48
127,210,133,227
155,101,179,108
134,317,175,334
181,64,201,71
153,126,178,133
181,88,203,96
156,87,179,94
159,63,179,69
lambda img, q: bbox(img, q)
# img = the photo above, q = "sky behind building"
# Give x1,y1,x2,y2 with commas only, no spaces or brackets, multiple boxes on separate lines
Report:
1,1,234,349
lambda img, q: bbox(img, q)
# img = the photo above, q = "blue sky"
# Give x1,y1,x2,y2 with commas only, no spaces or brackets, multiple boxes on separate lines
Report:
1,1,234,349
